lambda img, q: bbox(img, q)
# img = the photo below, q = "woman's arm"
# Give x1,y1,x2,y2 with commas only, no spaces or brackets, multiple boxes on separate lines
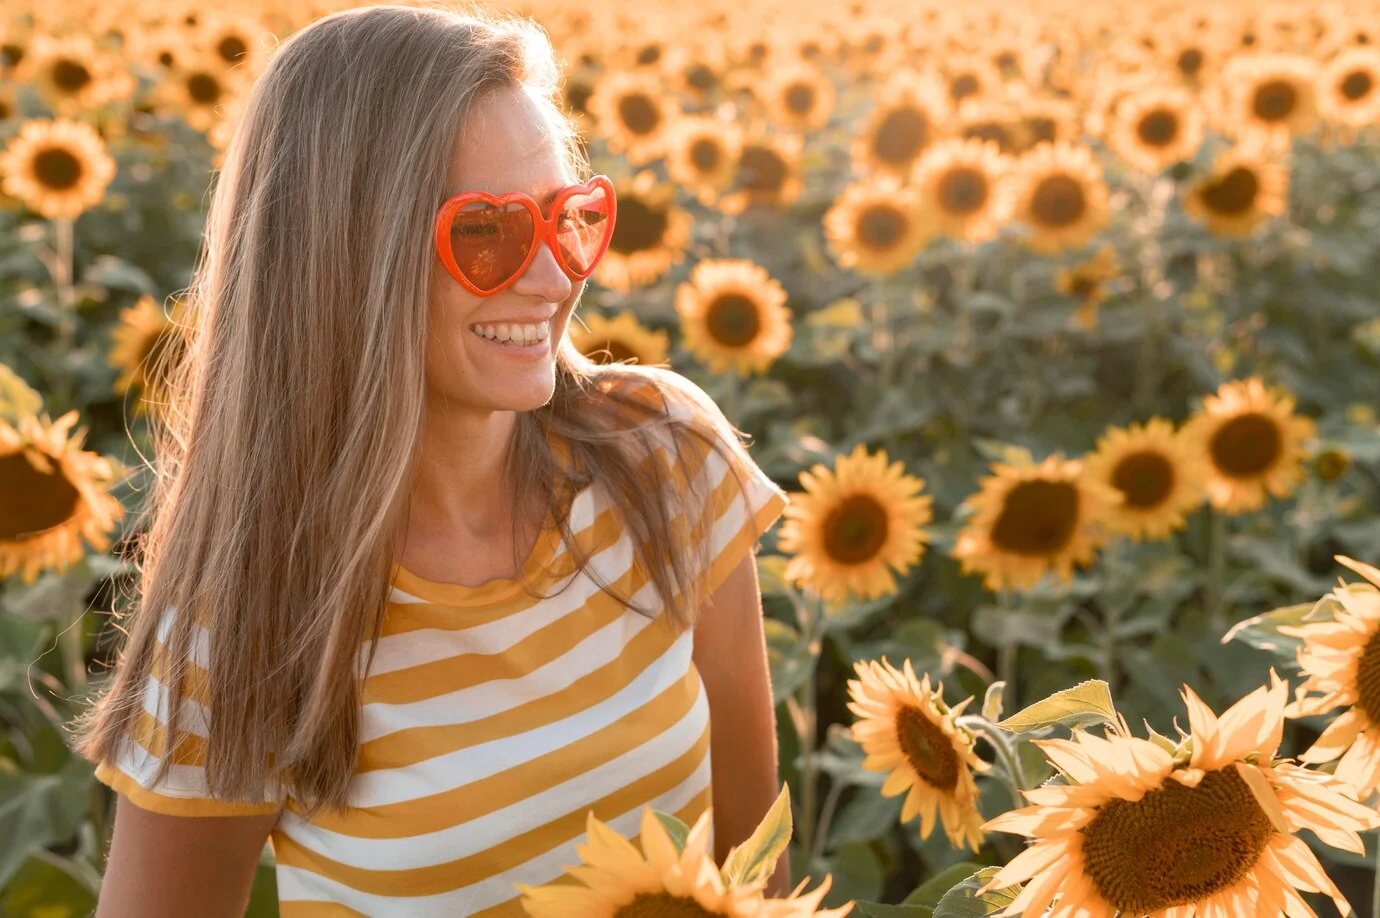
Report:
95,794,280,918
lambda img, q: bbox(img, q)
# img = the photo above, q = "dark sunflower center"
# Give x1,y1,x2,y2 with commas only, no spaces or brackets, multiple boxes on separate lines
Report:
0,99,10,120
52,58,92,94
617,93,661,135
857,204,908,251
785,82,817,115
1027,117,1058,146
1068,275,1100,303
586,339,641,365
607,197,669,254
872,107,930,167
157,50,176,69
565,82,593,115
1208,413,1283,477
635,44,662,66
1353,631,1380,723
989,480,1080,556
1199,167,1260,215
938,167,989,216
216,36,248,63
1111,451,1175,508
964,123,1017,154
34,147,83,191
704,294,762,347
1314,450,1349,482
821,494,890,564
1136,109,1180,147
1341,70,1374,101
613,891,718,918
736,146,786,194
187,72,222,106
1,43,24,69
894,705,961,791
688,138,722,173
949,73,980,102
1251,79,1298,122
684,63,718,94
1029,174,1087,228
1177,48,1204,77
0,450,83,539
1080,767,1275,914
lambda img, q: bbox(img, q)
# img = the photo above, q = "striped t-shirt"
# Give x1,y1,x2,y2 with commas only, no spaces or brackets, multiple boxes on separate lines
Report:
91,371,790,916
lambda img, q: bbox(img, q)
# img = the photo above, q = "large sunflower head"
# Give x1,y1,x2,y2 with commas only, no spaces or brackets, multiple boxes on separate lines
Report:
586,70,679,166
1082,419,1206,542
674,259,793,377
1214,52,1320,146
851,71,951,178
0,117,117,221
952,453,1120,593
911,137,1011,245
569,311,669,367
1054,245,1120,331
846,657,988,851
1183,145,1289,237
765,62,837,134
822,177,930,277
596,170,693,293
998,141,1110,255
982,675,1379,917
1282,556,1380,798
777,444,933,605
1108,85,1206,174
0,408,125,585
665,116,743,207
1180,377,1316,514
21,33,135,116
108,294,193,418
1318,47,1380,128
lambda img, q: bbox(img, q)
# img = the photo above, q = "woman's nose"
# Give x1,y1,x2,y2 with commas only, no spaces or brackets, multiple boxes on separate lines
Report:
512,239,573,303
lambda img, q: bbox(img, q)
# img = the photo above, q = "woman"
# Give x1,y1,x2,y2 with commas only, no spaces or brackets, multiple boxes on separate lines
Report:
72,5,791,915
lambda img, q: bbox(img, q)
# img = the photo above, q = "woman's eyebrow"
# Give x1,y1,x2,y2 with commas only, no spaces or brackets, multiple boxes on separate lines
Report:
440,184,567,204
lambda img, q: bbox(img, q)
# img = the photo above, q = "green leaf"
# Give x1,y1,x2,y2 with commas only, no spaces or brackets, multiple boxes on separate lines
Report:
980,682,1005,723
931,867,1021,918
1220,601,1318,659
652,813,691,855
852,902,934,918
0,756,93,888
764,618,813,706
995,680,1118,735
902,862,986,908
0,363,42,425
757,555,793,595
720,783,793,887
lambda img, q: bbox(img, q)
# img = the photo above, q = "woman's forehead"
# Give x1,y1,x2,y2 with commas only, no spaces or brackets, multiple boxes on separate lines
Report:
447,86,571,196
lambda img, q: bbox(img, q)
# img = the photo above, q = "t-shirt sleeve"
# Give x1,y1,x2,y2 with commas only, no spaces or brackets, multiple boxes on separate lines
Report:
90,606,283,817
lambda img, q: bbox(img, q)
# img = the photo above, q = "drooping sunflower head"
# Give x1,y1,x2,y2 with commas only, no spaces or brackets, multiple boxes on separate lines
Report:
108,294,193,418
1180,376,1316,514
1108,85,1205,174
1183,145,1289,237
569,311,669,368
596,170,693,293
586,70,678,166
1215,51,1320,145
766,62,837,134
952,453,1120,592
851,71,951,178
1319,47,1380,128
1054,245,1120,330
665,116,742,207
0,409,125,585
911,137,1011,245
822,176,930,277
999,141,1110,255
777,444,933,605
0,117,117,221
674,258,792,377
1082,418,1206,541
846,657,988,852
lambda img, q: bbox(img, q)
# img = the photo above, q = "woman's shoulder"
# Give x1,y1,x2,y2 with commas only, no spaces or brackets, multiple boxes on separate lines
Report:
601,365,725,430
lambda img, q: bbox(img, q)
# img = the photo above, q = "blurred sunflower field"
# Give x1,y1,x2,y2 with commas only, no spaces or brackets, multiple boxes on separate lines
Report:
3,0,1380,914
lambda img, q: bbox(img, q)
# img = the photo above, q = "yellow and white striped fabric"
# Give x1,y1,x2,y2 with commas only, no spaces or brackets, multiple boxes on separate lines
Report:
93,373,789,917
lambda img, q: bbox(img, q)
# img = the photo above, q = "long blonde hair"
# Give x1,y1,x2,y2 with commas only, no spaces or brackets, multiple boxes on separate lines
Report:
70,3,757,820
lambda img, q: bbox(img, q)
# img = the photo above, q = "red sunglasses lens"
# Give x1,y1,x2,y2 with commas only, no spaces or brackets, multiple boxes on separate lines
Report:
448,202,535,293
555,184,614,276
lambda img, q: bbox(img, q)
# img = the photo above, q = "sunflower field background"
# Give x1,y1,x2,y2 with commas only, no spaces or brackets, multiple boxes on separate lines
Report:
3,0,1380,914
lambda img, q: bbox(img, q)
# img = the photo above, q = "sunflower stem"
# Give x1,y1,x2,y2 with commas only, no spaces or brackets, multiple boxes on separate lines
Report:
1371,829,1380,918
952,244,977,450
51,216,77,413
796,594,825,866
809,776,846,863
1207,508,1228,631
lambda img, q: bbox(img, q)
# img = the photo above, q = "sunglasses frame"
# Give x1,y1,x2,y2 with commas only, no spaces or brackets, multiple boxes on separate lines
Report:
433,174,618,297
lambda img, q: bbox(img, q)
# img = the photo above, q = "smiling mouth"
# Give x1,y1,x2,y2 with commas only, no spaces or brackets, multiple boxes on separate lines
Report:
468,319,551,346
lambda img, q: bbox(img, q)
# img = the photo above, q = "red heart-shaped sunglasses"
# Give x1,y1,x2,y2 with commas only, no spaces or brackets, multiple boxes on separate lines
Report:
433,175,618,297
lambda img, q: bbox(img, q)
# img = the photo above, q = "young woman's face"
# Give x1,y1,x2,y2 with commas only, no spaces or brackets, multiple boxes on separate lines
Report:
425,84,583,415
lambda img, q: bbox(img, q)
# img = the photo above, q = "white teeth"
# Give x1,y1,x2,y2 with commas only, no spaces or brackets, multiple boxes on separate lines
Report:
470,320,550,344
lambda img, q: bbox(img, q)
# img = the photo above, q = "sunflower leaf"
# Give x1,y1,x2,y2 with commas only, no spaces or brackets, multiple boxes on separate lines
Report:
651,813,691,855
902,862,986,907
1220,601,1318,660
931,867,1021,917
995,680,1118,735
720,783,792,888
0,363,42,426
981,682,1005,723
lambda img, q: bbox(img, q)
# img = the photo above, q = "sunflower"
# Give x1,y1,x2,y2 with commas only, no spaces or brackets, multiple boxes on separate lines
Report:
765,62,836,134
191,9,270,78
1214,52,1320,147
982,675,1379,918
0,409,125,585
595,170,693,293
108,294,193,417
776,444,933,604
151,52,248,134
665,116,742,207
0,118,117,221
1082,419,1206,541
999,141,1110,255
911,138,1010,245
1318,47,1380,128
1183,145,1289,237
1055,245,1120,331
846,657,988,851
1107,85,1205,174
822,177,929,277
20,33,136,116
1312,445,1351,482
1017,95,1081,153
851,71,951,178
675,259,792,377
586,70,678,166
955,98,1031,157
719,134,805,215
942,55,1004,108
952,454,1120,593
569,311,669,367
1180,377,1316,514
1279,556,1380,800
